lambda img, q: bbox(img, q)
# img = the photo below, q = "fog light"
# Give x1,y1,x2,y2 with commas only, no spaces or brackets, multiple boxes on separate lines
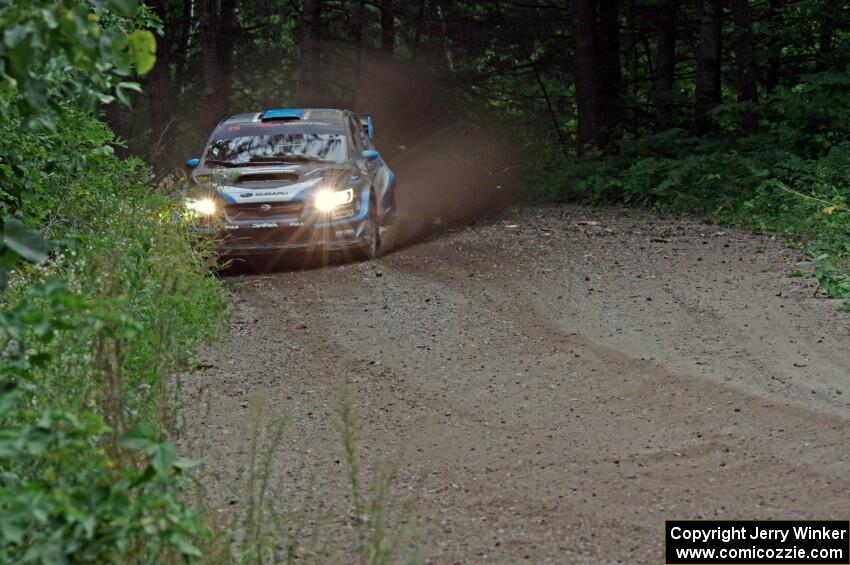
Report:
186,198,217,215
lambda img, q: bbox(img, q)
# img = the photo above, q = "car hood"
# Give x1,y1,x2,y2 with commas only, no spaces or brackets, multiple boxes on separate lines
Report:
193,162,362,205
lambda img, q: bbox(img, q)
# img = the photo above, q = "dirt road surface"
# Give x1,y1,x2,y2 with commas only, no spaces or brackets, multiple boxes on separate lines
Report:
183,203,850,564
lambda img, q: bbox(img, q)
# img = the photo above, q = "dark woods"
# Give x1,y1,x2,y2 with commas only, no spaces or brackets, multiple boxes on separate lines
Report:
113,0,850,167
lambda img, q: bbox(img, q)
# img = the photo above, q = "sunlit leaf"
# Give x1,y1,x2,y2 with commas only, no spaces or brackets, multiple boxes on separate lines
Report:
127,30,156,75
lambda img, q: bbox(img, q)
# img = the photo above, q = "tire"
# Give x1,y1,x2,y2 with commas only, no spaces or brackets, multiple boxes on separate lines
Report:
358,197,381,260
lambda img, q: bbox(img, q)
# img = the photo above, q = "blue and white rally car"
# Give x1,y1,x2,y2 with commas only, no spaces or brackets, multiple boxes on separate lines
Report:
185,108,395,259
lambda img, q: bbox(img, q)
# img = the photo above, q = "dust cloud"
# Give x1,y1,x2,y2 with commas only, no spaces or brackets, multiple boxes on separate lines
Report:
350,54,520,250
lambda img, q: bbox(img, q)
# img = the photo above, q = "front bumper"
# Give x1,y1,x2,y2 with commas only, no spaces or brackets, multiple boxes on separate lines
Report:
189,214,368,256
221,224,365,256
187,187,372,256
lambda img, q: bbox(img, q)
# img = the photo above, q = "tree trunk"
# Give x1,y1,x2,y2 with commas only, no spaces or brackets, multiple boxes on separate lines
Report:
380,0,395,55
296,0,322,105
694,0,722,135
175,0,193,81
596,0,621,145
217,0,237,117
654,0,676,130
817,0,836,70
574,0,599,151
532,61,568,151
574,0,622,151
199,0,220,130
732,0,757,132
764,0,783,93
351,0,366,108
411,0,427,59
435,0,455,73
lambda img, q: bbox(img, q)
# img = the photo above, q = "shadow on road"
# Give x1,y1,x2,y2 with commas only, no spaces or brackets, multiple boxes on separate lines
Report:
216,247,374,275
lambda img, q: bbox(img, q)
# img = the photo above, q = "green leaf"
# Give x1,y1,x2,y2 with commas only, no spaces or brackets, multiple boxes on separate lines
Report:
173,535,203,557
173,456,201,470
127,30,156,75
121,426,156,450
115,81,144,106
149,442,177,475
0,517,24,545
4,217,47,263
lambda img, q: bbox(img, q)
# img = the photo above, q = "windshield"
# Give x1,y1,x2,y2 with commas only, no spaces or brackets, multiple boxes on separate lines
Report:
203,132,348,165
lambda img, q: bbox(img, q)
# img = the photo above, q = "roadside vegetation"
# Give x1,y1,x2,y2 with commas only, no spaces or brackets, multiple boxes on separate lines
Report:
0,108,223,562
198,390,415,564
0,1,225,561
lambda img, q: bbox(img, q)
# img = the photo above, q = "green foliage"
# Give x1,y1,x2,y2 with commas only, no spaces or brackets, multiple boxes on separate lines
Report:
127,29,157,75
0,64,222,565
0,108,224,560
0,280,206,563
0,218,47,288
0,100,116,214
811,254,850,298
0,2,225,562
0,0,157,122
0,0,160,286
0,104,224,420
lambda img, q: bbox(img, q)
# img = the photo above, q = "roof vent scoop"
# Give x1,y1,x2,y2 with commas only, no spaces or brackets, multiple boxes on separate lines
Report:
260,108,304,122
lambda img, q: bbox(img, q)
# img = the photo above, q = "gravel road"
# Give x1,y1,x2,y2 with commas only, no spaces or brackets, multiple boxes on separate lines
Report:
182,202,850,563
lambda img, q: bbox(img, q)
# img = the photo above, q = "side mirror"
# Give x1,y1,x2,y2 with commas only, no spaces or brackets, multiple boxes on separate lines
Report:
360,116,374,140
361,149,380,162
185,158,200,169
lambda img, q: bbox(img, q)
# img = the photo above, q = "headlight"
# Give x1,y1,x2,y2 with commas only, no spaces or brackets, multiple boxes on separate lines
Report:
186,198,217,215
314,188,354,212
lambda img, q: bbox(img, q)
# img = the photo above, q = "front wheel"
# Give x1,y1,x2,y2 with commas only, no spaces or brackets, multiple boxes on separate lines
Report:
358,198,381,260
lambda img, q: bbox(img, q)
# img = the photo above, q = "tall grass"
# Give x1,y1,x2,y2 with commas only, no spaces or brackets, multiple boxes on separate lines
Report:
194,389,420,564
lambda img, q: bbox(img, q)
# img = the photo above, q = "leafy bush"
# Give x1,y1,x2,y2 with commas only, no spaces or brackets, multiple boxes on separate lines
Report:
0,96,223,564
0,281,205,563
1,103,223,415
0,2,225,561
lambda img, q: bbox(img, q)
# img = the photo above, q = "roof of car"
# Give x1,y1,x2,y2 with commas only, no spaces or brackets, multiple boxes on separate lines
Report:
220,108,349,126
210,108,352,140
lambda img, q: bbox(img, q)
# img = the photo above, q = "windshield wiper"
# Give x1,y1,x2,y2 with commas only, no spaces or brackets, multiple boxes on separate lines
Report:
203,159,238,168
249,155,332,164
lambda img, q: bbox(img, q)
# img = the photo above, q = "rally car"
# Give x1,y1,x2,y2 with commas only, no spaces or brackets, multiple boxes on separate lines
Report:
184,108,395,259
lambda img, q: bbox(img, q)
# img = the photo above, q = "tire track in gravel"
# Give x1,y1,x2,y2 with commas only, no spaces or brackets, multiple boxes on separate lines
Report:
183,205,850,564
